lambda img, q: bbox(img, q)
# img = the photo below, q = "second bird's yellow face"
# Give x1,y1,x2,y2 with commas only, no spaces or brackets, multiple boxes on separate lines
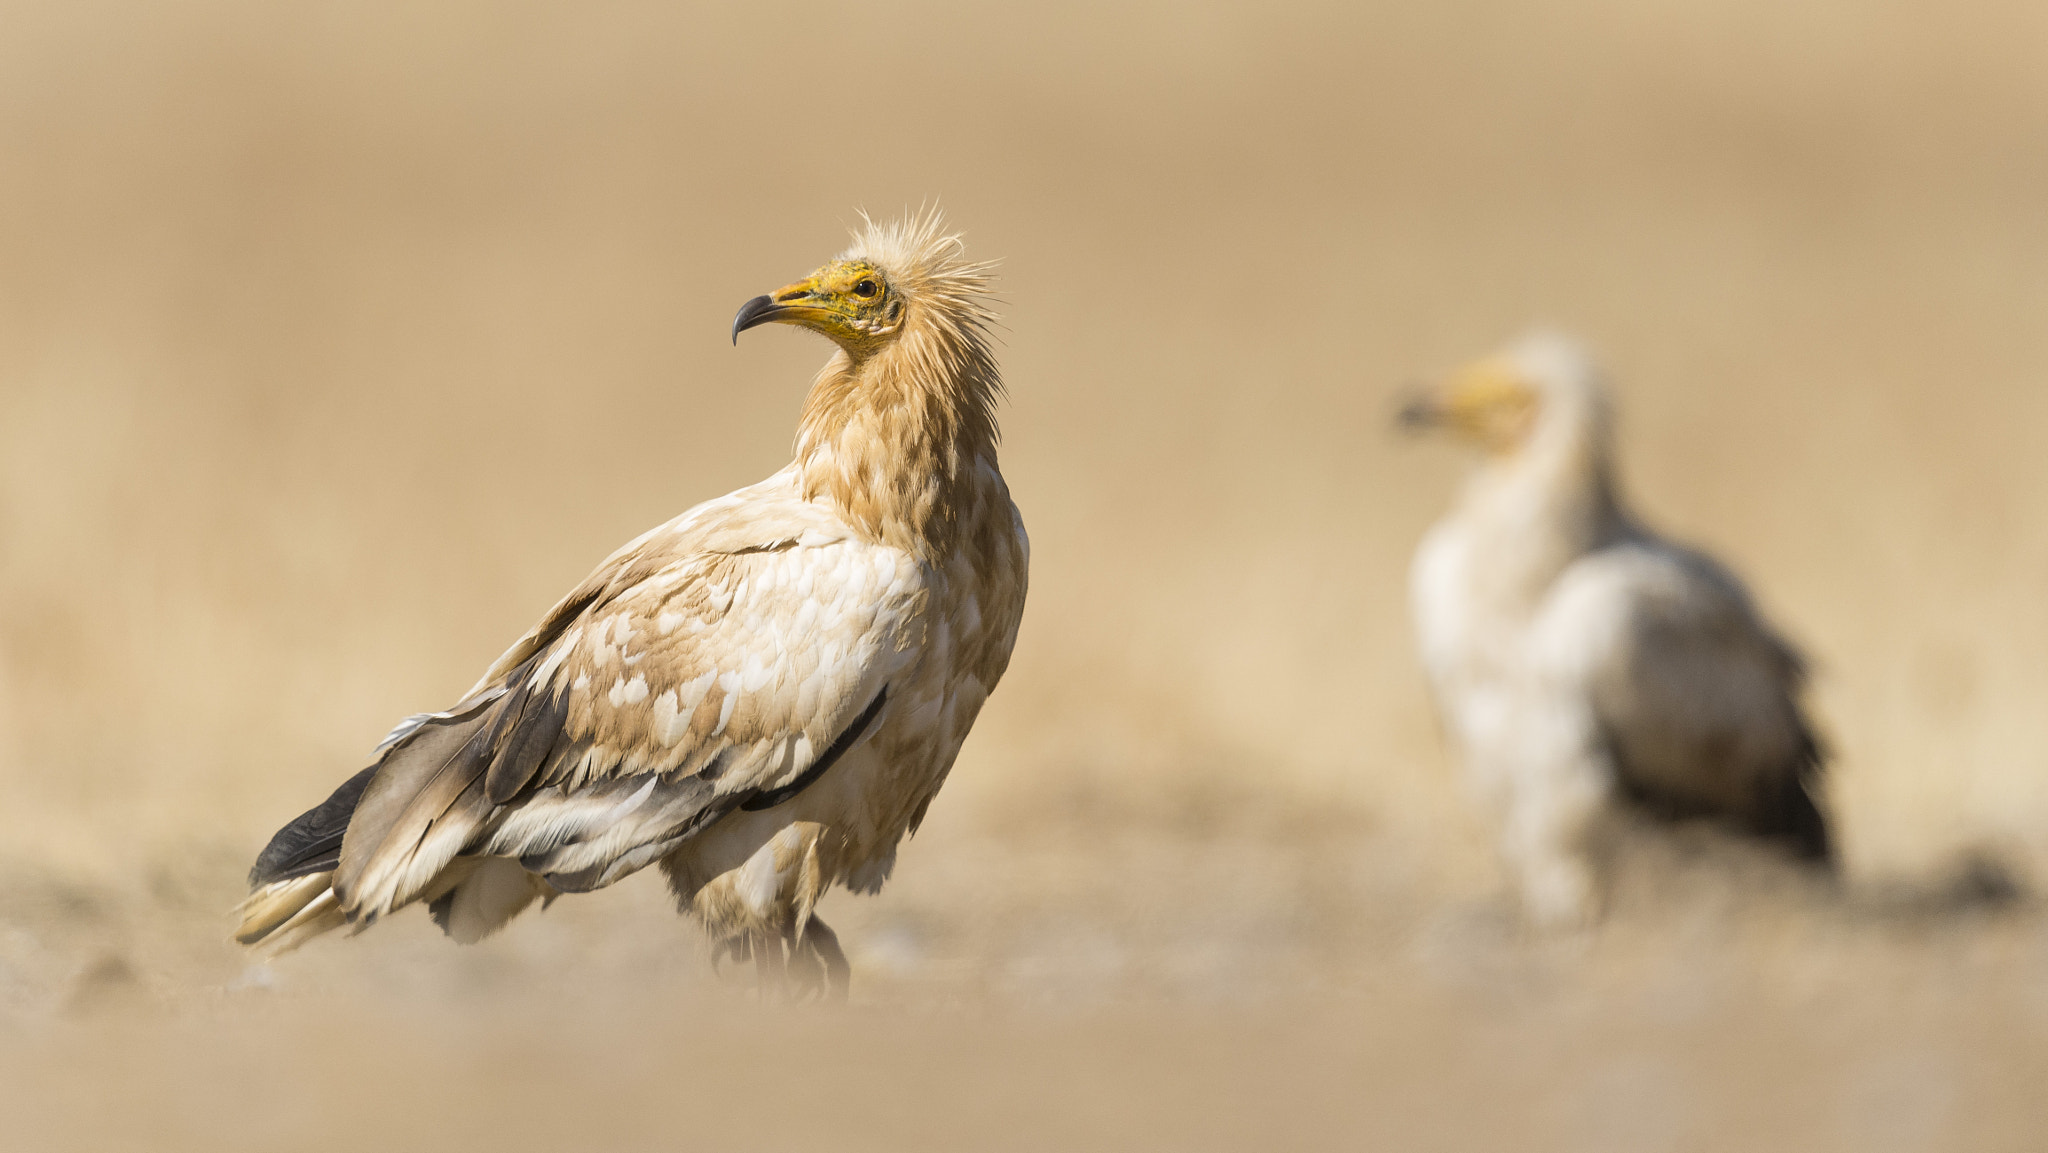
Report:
1400,356,1542,454
731,259,905,354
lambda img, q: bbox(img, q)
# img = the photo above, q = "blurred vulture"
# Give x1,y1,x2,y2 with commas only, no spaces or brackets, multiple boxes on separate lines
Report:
237,212,1029,994
1401,331,1829,926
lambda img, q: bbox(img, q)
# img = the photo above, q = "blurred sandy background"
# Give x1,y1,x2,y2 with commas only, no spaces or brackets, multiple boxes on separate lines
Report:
1,0,2045,1148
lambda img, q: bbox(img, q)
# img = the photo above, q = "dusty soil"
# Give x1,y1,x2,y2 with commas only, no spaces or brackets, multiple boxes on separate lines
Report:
2,807,2043,1151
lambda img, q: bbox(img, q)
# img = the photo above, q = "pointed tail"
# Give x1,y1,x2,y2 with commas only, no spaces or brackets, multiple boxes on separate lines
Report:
235,764,377,954
235,871,348,954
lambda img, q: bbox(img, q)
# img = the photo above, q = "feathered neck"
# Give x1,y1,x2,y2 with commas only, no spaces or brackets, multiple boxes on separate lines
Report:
1459,383,1631,607
793,283,1003,556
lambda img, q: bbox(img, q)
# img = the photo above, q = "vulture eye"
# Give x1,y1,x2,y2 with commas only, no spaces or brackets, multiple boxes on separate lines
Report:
852,278,879,299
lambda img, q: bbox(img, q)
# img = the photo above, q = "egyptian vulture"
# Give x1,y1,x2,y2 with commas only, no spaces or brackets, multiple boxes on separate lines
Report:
1401,331,1829,927
236,212,1028,993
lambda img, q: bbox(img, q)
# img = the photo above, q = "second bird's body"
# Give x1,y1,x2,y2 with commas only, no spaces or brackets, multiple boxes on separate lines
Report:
1406,333,1828,925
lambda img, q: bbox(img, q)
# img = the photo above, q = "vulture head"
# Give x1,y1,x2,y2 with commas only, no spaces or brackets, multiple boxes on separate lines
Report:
732,257,905,354
729,212,996,369
1400,329,1609,458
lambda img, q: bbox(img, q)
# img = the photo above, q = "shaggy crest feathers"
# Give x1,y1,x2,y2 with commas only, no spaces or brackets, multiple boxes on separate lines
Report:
839,208,1001,409
840,209,1001,351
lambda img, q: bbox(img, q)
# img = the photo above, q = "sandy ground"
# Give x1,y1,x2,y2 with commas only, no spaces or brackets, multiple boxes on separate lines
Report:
3,811,2044,1150
0,0,2045,1147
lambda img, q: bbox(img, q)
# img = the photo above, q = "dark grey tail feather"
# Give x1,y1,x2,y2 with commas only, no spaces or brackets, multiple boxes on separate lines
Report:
246,646,587,937
1610,722,1833,867
1750,727,1832,865
248,765,379,887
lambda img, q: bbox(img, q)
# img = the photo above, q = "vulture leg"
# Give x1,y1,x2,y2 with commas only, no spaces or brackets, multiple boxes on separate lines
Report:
711,929,796,999
709,932,754,981
796,917,851,1001
1499,692,1609,929
708,923,850,1000
751,931,784,994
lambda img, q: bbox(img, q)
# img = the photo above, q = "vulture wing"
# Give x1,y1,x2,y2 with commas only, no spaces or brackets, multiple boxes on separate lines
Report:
330,476,929,927
1530,537,1829,858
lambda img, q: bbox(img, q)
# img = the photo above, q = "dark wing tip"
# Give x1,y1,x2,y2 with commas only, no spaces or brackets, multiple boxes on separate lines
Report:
247,764,380,888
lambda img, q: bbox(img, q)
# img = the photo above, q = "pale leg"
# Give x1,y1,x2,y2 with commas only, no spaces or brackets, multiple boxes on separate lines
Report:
1495,693,1610,928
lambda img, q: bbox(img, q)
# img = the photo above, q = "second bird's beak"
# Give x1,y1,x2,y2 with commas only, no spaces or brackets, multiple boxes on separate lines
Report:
731,275,831,345
1395,387,1445,431
1394,356,1540,452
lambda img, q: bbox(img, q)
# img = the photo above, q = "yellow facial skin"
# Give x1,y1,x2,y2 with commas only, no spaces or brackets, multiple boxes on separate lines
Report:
730,259,904,355
1399,356,1542,454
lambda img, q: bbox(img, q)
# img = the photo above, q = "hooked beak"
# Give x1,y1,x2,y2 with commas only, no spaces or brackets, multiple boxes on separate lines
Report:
731,275,837,345
730,295,784,344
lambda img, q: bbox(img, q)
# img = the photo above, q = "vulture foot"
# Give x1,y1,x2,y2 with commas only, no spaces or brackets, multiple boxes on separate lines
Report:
709,921,850,1002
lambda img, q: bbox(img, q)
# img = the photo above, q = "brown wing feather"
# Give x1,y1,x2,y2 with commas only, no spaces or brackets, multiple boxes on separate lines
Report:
482,672,571,805
328,481,926,923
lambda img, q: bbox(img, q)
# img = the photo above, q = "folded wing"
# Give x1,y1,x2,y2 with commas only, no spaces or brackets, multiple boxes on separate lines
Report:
1533,538,1829,857
330,503,928,926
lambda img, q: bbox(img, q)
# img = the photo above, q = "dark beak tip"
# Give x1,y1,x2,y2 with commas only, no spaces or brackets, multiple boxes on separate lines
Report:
1394,385,1442,432
730,294,780,345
